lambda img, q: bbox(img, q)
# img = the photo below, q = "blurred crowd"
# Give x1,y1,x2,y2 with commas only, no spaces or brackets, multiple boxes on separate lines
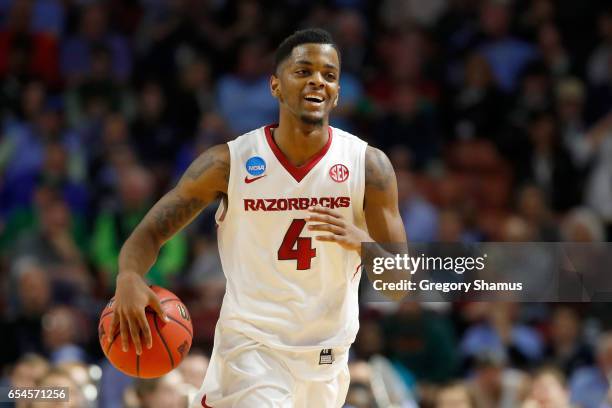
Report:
1,0,612,407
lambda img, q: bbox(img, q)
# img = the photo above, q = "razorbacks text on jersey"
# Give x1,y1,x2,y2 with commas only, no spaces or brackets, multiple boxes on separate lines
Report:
214,124,368,350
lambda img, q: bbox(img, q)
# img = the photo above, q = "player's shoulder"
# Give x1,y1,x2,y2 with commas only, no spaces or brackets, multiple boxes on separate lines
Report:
194,143,230,171
364,145,392,169
364,145,395,191
330,126,368,145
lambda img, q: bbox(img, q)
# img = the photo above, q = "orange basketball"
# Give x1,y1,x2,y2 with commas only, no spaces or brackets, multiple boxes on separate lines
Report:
98,285,193,378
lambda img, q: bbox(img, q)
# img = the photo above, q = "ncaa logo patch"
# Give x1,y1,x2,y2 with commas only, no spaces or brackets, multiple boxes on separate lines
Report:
246,156,266,176
329,164,349,182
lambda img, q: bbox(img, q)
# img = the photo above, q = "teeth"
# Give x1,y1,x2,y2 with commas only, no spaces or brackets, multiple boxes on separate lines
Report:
305,95,324,102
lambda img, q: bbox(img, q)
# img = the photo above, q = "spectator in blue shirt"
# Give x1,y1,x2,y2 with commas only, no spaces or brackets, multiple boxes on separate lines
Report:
217,39,277,135
461,302,544,370
60,3,131,85
569,332,612,408
477,2,537,93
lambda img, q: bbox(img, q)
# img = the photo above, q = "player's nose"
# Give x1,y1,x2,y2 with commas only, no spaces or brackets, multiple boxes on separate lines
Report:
307,72,325,88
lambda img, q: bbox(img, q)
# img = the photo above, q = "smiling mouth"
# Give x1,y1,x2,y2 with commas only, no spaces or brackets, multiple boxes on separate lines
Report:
304,95,325,104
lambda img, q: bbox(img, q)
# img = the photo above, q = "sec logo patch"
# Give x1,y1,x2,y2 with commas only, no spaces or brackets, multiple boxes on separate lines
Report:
329,164,349,182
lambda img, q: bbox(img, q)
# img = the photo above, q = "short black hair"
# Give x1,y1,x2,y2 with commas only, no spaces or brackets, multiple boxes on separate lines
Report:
274,28,340,72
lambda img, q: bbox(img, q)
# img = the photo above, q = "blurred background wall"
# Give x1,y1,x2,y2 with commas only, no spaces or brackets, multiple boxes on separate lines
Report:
1,0,612,407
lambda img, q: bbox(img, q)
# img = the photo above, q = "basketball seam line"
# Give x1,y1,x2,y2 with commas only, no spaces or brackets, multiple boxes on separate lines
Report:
144,309,193,337
154,315,175,369
136,354,140,377
100,310,113,319
104,326,120,355
167,315,193,338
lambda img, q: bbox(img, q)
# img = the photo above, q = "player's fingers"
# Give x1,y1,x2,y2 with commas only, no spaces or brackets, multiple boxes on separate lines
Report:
127,313,143,355
119,313,130,352
308,223,345,235
308,206,341,218
315,235,342,242
137,310,153,350
148,292,169,322
306,214,345,227
108,312,118,345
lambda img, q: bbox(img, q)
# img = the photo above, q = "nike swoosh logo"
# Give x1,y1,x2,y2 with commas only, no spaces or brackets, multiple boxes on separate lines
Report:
244,175,267,183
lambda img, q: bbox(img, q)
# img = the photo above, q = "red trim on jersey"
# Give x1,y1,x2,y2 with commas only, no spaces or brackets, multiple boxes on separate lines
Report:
202,395,213,407
264,124,333,183
352,264,362,282
215,196,228,228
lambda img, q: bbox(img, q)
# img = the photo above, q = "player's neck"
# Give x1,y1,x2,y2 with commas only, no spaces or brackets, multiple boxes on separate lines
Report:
273,119,330,167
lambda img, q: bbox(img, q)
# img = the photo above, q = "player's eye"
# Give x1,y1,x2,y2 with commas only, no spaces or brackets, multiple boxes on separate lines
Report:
295,69,309,76
326,73,337,81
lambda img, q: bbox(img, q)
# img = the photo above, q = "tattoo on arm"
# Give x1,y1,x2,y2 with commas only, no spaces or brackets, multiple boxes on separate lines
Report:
184,148,230,182
153,195,204,240
365,147,394,191
150,144,228,242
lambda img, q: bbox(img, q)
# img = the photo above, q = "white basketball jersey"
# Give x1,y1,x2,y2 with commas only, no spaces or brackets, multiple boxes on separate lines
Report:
214,124,368,350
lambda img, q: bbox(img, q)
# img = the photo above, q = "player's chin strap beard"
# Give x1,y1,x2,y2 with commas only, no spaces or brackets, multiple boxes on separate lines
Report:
300,115,324,127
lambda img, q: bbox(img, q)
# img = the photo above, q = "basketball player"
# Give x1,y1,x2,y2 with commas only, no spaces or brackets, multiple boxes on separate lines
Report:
109,28,406,407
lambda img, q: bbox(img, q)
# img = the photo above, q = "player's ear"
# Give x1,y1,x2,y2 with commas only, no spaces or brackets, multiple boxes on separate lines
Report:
270,75,281,100
333,85,340,107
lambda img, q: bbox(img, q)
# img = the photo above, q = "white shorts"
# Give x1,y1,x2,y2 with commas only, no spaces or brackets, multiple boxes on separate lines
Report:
191,326,350,408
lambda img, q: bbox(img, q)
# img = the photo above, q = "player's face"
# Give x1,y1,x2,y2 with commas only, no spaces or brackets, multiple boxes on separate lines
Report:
271,43,340,126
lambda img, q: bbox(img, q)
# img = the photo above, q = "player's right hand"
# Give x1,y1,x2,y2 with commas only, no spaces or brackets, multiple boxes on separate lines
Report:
109,271,169,355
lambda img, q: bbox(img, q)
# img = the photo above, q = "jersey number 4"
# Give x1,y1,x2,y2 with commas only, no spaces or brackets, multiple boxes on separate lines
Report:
278,219,316,270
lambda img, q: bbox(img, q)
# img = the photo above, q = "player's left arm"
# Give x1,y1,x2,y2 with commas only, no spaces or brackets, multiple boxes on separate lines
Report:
362,146,407,244
307,146,406,250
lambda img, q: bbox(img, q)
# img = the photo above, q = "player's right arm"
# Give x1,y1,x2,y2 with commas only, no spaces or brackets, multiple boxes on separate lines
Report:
110,144,229,355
